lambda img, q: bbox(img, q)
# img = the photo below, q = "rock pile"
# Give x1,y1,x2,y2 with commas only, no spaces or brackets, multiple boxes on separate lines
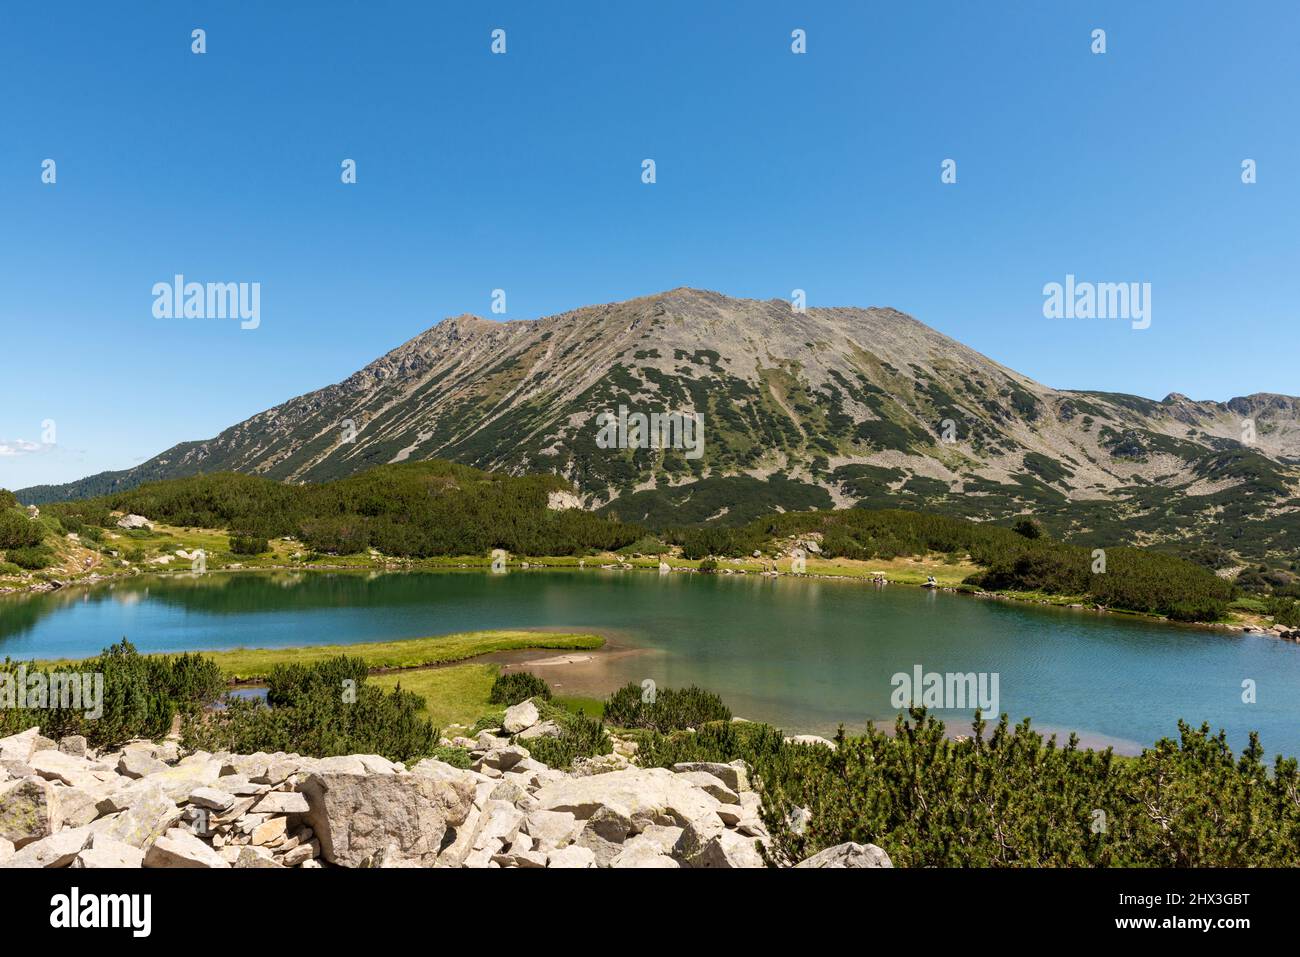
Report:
0,720,891,870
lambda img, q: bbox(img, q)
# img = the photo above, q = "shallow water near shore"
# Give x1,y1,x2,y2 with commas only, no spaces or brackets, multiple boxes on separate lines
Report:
2,568,1297,757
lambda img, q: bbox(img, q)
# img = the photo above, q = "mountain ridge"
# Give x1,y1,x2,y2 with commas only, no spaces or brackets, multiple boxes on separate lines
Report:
16,287,1300,562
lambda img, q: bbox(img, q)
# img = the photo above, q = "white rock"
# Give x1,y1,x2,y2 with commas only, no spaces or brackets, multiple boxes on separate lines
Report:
472,800,526,851
98,782,183,849
532,767,724,835
281,839,320,867
302,770,474,868
0,776,61,847
575,805,633,866
672,761,749,792
686,830,766,869
610,842,681,868
523,809,580,850
517,720,562,740
144,828,229,868
0,727,40,765
234,846,283,868
1,825,94,868
503,699,540,734
674,770,740,804
250,790,310,815
72,834,145,868
546,845,597,868
795,842,893,868
251,816,288,846
188,786,237,811
29,750,115,790
57,736,88,757
477,745,530,772
117,751,168,779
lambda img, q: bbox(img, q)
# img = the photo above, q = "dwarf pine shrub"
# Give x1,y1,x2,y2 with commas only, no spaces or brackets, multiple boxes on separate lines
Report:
489,671,552,706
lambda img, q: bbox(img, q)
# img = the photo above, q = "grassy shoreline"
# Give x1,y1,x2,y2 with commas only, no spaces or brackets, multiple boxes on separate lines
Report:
9,547,1271,634
38,628,608,729
42,629,605,679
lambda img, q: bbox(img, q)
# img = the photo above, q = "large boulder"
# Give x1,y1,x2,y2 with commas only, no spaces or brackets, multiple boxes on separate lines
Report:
249,790,310,815
0,729,40,765
502,700,540,734
673,770,740,804
672,761,749,793
523,809,581,850
101,758,222,806
517,720,562,740
302,771,474,868
99,783,184,849
0,776,62,847
143,828,229,868
117,751,168,779
29,750,117,790
532,767,724,835
574,805,633,866
57,736,88,757
55,783,116,828
466,799,526,864
610,841,680,868
546,845,596,868
795,842,893,868
685,830,766,869
72,834,145,869
0,825,94,868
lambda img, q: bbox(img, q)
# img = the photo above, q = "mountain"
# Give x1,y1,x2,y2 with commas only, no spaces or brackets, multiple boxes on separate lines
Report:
17,288,1300,561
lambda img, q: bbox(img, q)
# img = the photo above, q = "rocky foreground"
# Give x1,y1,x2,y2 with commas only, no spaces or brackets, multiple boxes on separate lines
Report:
0,717,891,870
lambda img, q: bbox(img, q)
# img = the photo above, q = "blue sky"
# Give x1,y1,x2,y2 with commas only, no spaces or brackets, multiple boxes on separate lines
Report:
1,1,1296,488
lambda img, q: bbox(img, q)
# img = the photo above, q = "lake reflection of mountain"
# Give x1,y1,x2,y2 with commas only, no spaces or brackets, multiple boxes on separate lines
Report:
3,568,1300,759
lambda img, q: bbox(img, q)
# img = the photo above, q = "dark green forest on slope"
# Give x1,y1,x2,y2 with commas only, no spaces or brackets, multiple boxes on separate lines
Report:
2,460,1279,624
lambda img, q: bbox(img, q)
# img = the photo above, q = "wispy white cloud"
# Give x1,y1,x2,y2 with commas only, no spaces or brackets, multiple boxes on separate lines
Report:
0,439,52,457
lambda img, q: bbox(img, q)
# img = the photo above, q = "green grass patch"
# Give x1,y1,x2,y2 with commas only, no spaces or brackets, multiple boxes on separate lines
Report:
369,663,498,730
45,629,605,680
554,694,605,719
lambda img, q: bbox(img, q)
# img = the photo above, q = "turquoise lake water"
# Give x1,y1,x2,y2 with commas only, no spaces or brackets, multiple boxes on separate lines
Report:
2,568,1296,756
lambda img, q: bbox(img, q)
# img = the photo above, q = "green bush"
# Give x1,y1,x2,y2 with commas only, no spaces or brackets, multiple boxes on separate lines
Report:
468,711,507,736
519,708,611,769
1012,518,1043,539
229,533,269,555
488,671,552,706
87,461,644,560
618,535,670,557
0,640,224,749
185,656,439,763
6,545,55,570
1265,597,1300,627
735,709,1300,868
428,745,472,769
0,508,45,549
602,683,731,733
637,718,785,769
265,656,370,708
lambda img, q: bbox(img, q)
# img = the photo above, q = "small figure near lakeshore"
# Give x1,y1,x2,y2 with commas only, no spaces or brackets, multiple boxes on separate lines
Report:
923,575,937,588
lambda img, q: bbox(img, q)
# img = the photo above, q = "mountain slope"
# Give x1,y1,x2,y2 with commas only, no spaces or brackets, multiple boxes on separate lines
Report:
17,288,1300,560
